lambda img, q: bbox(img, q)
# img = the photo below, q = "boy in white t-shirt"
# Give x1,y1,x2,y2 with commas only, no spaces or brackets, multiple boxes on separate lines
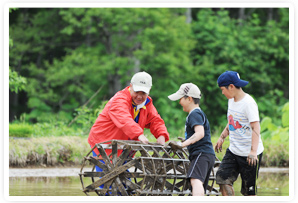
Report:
215,71,264,196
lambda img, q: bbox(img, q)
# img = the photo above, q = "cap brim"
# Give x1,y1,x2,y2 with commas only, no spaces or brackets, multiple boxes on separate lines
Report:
168,92,184,101
132,85,151,94
235,80,249,87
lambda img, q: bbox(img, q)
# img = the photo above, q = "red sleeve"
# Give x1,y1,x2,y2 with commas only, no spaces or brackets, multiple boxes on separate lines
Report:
107,95,143,140
145,102,170,142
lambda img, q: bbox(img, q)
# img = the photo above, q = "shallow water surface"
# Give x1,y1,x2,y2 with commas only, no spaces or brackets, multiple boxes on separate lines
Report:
9,168,289,196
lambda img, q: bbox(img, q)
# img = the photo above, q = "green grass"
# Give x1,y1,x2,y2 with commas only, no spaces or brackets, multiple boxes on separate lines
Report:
9,123,33,138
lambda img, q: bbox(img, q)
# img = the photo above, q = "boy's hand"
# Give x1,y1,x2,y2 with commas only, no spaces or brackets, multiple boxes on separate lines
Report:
178,137,185,142
215,137,224,153
168,141,183,150
247,152,258,167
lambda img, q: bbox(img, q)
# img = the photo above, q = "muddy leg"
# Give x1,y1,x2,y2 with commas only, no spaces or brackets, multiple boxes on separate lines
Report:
219,184,235,196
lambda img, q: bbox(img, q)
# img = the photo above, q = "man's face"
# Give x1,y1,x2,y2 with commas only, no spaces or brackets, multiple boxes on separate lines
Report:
130,85,148,105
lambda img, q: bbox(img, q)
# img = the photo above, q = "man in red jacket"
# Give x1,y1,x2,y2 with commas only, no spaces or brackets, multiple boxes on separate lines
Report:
88,71,170,155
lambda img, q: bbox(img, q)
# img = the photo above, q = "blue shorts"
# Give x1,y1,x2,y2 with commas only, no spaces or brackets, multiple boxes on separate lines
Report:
187,152,215,193
91,146,131,193
91,149,107,189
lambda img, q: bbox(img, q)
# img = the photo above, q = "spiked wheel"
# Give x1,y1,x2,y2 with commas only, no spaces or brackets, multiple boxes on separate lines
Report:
79,140,220,196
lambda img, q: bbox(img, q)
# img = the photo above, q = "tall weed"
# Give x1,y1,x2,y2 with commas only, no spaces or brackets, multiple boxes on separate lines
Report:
9,123,33,138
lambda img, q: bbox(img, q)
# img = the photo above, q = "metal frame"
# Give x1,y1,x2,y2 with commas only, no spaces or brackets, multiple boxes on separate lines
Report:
79,140,221,196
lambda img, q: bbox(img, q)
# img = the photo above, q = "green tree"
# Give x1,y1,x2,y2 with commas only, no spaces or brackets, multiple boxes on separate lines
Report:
9,8,27,94
9,68,26,93
189,8,289,127
9,8,289,135
9,8,195,127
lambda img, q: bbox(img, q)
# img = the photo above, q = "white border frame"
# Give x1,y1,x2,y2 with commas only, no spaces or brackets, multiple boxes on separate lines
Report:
2,1,296,202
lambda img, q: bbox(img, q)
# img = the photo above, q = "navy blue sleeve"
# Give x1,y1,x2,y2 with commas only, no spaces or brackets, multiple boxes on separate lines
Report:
188,111,205,129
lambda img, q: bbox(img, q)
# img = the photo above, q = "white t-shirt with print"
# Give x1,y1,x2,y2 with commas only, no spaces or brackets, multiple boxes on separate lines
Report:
227,93,264,156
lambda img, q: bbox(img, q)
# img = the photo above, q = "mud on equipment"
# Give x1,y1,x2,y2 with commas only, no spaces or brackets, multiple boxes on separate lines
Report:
79,140,221,196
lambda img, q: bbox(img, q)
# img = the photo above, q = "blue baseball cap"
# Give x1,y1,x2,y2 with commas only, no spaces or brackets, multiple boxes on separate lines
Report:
217,71,249,87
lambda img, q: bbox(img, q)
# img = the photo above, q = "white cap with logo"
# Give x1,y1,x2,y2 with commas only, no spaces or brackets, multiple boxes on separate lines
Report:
131,71,152,94
168,83,201,101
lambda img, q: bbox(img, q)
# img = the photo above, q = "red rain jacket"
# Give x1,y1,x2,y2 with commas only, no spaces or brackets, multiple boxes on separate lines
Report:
88,86,169,155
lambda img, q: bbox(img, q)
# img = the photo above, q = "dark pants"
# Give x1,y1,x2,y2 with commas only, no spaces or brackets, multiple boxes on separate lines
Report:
187,152,216,193
216,148,263,196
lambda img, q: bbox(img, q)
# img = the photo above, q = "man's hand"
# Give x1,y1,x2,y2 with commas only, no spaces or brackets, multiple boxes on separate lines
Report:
156,136,165,145
214,137,224,153
138,134,149,144
168,141,183,150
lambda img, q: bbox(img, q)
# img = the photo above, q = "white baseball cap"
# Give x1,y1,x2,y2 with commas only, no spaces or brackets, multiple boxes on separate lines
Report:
168,83,201,101
131,71,152,94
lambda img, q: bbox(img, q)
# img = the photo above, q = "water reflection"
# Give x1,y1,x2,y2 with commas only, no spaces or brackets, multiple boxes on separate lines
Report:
9,172,289,196
232,172,289,196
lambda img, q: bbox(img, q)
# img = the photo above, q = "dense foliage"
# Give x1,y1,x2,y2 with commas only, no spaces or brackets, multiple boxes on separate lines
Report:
9,8,289,156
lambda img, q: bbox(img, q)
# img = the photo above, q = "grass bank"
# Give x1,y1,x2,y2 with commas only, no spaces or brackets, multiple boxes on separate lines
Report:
9,134,289,168
9,136,90,167
9,101,289,168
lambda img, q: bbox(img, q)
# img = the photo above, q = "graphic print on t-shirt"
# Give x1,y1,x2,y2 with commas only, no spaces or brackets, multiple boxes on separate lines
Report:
228,115,242,131
228,111,251,136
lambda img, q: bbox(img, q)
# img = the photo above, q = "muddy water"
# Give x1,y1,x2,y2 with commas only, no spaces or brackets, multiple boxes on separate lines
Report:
9,168,289,196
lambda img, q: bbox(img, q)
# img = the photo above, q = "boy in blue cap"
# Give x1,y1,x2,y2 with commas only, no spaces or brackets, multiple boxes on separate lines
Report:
215,71,264,196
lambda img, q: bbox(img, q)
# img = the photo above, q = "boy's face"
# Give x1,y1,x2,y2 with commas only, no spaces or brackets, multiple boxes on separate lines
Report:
179,96,191,112
220,85,234,99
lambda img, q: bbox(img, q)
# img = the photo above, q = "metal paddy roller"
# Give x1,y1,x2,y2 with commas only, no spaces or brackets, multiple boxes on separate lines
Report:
79,140,221,196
